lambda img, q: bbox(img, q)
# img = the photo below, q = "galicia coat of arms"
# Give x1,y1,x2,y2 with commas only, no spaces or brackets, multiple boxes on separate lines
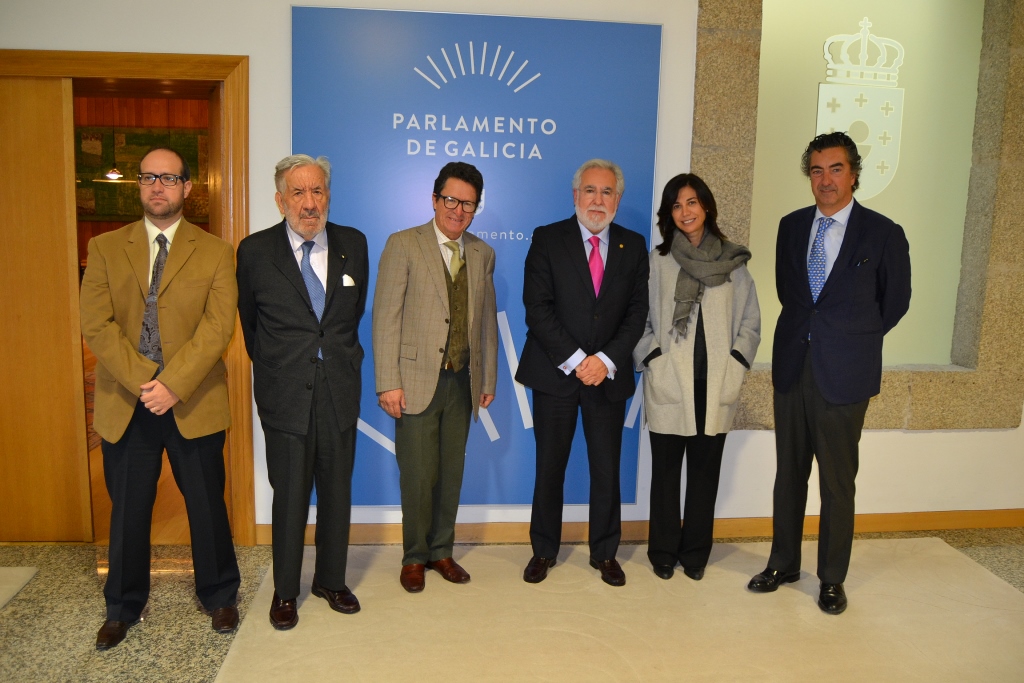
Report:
816,18,905,200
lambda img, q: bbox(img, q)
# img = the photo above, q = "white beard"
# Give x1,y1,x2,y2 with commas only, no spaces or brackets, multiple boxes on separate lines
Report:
575,206,615,233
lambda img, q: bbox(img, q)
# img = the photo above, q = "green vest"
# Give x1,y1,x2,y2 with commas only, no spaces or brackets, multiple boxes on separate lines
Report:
442,258,470,372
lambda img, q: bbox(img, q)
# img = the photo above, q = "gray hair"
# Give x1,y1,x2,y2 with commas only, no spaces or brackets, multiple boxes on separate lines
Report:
274,154,331,193
572,159,624,195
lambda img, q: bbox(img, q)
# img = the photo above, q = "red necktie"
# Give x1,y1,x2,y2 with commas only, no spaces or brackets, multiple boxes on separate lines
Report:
588,235,604,296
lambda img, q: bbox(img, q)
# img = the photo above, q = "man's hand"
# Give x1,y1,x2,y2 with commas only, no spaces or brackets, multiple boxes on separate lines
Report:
378,388,406,418
140,379,179,415
479,394,495,409
575,355,608,386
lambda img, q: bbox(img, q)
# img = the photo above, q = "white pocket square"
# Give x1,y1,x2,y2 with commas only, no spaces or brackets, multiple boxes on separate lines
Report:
342,274,356,286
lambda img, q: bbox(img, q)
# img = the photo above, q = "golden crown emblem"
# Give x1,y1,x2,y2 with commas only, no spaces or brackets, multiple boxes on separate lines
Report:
823,17,904,87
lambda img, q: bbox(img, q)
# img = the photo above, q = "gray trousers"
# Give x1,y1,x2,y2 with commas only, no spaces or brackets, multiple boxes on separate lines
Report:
769,352,868,584
394,367,471,566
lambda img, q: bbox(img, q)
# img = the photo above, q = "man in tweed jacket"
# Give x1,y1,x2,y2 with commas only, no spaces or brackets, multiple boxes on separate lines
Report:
373,162,498,593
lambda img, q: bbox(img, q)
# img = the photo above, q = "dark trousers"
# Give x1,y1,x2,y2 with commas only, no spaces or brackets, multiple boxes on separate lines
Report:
647,431,727,569
102,402,239,622
529,385,627,561
394,367,472,566
263,361,354,600
769,353,868,584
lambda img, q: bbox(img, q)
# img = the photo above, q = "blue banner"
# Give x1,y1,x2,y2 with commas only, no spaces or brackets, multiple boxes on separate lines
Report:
292,7,662,506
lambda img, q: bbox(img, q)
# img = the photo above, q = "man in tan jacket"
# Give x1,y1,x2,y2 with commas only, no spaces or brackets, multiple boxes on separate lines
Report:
80,147,240,650
373,162,498,593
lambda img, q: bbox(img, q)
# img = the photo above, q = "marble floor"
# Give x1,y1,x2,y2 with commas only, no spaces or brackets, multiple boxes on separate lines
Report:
1,529,1022,683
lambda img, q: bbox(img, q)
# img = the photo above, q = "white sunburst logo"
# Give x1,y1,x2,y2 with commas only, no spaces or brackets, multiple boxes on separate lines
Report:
414,41,542,93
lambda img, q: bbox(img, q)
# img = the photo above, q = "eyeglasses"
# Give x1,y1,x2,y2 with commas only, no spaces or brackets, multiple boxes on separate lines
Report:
436,194,478,213
138,173,186,187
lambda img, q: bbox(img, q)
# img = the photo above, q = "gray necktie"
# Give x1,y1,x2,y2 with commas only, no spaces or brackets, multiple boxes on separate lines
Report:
139,233,168,371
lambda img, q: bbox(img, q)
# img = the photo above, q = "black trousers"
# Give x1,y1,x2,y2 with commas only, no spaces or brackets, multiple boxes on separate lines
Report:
394,367,471,566
769,352,868,584
263,361,354,600
529,385,627,561
102,402,239,622
647,431,727,569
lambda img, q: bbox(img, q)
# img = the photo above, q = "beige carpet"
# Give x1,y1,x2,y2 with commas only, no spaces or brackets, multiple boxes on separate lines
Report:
0,567,37,609
216,539,1024,682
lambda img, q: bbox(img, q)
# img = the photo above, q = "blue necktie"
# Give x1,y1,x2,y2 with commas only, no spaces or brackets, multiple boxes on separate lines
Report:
808,216,835,303
300,241,325,359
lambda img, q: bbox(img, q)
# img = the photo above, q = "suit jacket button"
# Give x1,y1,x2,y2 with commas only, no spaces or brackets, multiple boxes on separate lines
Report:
445,318,450,324
306,382,313,390
310,356,317,363
439,348,445,354
319,330,325,337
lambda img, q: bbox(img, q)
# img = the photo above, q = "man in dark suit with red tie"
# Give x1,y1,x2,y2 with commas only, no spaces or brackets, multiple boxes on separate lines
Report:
236,154,368,629
516,159,649,586
747,132,911,614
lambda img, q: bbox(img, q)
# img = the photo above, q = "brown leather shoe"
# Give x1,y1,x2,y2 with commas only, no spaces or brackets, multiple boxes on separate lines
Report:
311,578,360,614
523,556,556,583
400,564,425,593
425,557,471,584
95,619,134,650
590,558,626,587
269,592,298,630
211,605,239,633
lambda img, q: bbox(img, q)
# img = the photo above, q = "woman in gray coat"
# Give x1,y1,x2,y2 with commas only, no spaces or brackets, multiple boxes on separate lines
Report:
634,174,760,581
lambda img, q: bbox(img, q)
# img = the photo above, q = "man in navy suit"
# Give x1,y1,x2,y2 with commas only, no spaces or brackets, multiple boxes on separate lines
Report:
748,132,911,614
516,159,649,586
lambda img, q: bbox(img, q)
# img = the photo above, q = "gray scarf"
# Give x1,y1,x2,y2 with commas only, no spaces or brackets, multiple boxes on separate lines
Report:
670,231,751,337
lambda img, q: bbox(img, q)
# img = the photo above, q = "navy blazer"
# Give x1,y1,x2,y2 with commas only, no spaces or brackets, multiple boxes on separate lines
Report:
515,216,649,403
237,221,369,434
772,200,911,405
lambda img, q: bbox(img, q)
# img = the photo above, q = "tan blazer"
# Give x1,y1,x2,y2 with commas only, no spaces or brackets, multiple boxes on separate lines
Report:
80,219,237,441
373,222,498,418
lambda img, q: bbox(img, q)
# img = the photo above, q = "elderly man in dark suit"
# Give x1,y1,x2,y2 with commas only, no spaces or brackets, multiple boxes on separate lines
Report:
236,154,368,629
747,132,911,614
516,159,649,586
373,162,498,593
81,146,241,649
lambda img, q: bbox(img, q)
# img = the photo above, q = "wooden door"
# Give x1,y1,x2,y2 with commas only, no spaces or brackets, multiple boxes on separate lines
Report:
0,76,92,541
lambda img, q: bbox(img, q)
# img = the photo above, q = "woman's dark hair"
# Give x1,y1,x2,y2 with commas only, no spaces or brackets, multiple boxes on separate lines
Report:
655,173,724,255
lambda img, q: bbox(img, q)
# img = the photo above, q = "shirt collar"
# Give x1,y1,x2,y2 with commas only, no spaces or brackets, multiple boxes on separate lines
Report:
577,220,610,245
285,223,328,253
144,216,182,245
814,198,855,227
433,219,464,249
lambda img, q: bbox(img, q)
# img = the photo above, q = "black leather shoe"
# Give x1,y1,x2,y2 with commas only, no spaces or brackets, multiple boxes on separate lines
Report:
269,592,298,630
682,566,705,581
211,605,239,633
96,619,134,650
818,582,847,615
747,566,800,592
311,578,360,614
652,564,674,580
523,556,556,583
589,558,626,587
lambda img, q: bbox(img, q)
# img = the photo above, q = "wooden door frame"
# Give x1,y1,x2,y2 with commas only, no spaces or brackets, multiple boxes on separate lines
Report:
0,50,256,544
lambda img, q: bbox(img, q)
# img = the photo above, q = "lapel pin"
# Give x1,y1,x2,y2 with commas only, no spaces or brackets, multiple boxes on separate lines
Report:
619,243,624,249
